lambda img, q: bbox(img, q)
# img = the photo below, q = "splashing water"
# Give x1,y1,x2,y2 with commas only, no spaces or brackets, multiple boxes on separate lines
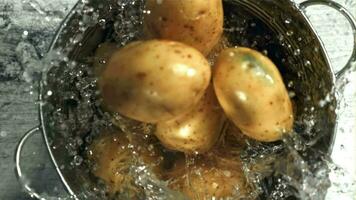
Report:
13,0,356,199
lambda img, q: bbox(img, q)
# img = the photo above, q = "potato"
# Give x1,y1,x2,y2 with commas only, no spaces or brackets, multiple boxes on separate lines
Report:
144,0,223,55
155,86,225,154
99,40,211,123
93,42,119,75
167,152,250,199
213,47,293,142
88,130,163,196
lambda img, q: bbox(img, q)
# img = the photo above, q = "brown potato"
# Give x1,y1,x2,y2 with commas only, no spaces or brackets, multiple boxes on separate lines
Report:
88,130,163,196
167,152,250,199
213,47,294,142
144,0,223,55
155,86,225,154
99,40,211,123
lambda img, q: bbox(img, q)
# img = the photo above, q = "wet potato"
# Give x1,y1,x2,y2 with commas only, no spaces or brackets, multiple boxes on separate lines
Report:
155,86,226,154
144,0,224,55
213,47,294,142
167,152,251,199
99,40,211,123
88,130,163,196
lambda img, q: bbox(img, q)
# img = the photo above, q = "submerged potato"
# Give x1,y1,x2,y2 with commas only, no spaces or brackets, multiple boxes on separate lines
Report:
88,130,162,196
213,47,293,142
144,0,223,55
93,42,119,75
167,152,250,199
99,40,211,123
155,86,225,154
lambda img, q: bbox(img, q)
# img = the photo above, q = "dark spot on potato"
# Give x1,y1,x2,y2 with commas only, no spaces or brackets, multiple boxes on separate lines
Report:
198,10,206,15
174,49,182,54
187,54,192,58
183,24,194,31
136,72,147,79
270,102,273,105
159,66,164,70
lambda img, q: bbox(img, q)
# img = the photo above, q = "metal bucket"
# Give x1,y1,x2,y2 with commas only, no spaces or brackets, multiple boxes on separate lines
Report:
15,0,356,199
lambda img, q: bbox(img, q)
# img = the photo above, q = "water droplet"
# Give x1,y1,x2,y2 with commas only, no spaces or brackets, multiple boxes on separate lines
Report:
288,91,296,98
22,30,29,38
288,81,294,88
143,10,151,14
73,155,83,166
304,60,311,66
286,30,294,36
278,34,284,41
98,18,106,26
293,49,301,56
0,131,7,137
284,18,292,24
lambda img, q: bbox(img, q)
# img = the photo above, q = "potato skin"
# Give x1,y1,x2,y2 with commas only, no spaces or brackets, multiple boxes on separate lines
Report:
88,131,163,196
99,40,211,123
88,132,136,195
155,86,225,154
213,47,293,142
167,152,250,199
144,0,223,55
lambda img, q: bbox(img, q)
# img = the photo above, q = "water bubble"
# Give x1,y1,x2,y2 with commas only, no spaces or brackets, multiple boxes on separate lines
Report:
73,155,83,166
304,60,311,67
288,91,296,98
284,18,292,24
278,34,284,41
143,10,151,14
287,81,294,88
0,131,8,137
98,18,106,26
293,49,301,56
286,30,294,36
22,30,29,39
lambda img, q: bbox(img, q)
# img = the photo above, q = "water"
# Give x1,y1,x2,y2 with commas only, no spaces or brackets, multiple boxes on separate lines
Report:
7,0,356,199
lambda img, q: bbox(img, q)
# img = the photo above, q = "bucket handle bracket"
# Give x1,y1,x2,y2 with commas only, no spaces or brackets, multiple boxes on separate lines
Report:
300,0,356,79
